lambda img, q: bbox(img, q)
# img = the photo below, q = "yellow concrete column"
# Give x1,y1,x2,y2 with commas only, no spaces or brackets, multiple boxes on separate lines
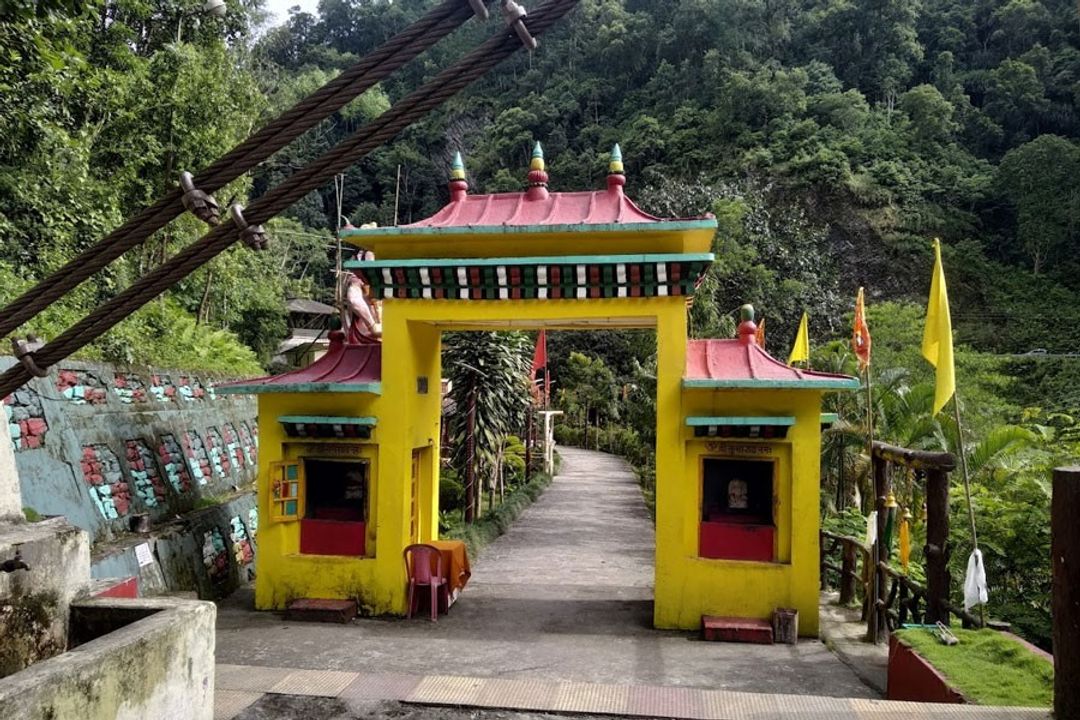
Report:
652,301,688,629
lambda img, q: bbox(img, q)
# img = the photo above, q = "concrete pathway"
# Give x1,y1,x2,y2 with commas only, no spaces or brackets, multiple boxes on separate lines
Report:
213,665,1051,719
215,447,882,716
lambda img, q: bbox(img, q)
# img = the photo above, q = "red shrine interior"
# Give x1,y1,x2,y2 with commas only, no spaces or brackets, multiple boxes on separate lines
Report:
299,458,369,557
698,457,776,562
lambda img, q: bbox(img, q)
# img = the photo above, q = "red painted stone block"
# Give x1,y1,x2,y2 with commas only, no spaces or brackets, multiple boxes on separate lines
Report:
24,435,41,449
701,616,774,644
887,635,965,703
26,419,46,435
92,576,139,599
286,598,357,624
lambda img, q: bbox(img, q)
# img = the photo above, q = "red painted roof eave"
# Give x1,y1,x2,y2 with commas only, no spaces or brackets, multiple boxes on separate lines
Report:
340,188,717,235
683,338,859,390
216,332,382,394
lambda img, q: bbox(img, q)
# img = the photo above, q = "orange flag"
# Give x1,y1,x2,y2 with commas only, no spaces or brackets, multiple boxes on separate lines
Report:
852,287,871,371
755,317,766,347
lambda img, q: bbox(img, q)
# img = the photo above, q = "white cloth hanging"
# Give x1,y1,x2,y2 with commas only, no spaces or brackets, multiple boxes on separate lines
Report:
963,548,988,611
865,511,877,549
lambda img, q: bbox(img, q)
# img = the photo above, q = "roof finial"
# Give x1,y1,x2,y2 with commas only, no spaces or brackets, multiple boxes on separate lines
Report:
607,142,625,193
526,141,549,200
738,304,758,346
449,150,468,202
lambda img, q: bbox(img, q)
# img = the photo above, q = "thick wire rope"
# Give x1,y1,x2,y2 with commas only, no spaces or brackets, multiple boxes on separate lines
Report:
0,0,480,339
0,0,582,398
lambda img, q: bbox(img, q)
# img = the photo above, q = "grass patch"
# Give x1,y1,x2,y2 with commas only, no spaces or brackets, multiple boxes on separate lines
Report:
441,471,553,559
894,627,1053,707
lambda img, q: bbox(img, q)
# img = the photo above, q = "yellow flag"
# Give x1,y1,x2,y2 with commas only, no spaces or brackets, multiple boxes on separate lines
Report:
788,311,810,364
921,239,955,414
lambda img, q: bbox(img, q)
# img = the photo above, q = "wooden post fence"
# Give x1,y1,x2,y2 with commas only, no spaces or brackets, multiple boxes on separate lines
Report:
924,467,950,625
1053,466,1080,720
867,442,956,640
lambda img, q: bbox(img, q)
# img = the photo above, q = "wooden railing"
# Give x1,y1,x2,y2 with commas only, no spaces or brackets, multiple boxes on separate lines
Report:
820,440,986,643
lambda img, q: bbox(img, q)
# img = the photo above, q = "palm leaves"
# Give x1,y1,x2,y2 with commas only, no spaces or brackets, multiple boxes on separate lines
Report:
444,332,532,521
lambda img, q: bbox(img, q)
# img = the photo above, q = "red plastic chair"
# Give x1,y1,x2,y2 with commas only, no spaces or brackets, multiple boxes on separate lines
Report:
403,544,447,621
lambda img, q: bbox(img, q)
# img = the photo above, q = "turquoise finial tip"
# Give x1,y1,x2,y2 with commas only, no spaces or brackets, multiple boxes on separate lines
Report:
611,143,622,161
452,151,464,169
532,141,544,159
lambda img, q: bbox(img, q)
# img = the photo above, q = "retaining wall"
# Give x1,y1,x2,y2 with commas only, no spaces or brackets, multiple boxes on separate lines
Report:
3,357,261,599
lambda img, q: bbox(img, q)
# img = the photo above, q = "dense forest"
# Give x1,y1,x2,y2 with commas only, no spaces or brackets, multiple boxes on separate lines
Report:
2,0,1080,646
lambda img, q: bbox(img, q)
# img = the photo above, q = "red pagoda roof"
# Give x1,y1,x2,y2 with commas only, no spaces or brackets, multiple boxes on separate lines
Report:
684,323,859,391
216,331,382,395
339,144,715,240
402,186,709,229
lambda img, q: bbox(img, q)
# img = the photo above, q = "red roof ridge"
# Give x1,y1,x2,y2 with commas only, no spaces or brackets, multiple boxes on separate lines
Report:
217,331,382,393
394,187,714,230
685,336,857,388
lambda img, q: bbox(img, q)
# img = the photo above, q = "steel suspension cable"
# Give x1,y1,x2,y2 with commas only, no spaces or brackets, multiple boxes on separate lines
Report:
0,0,581,399
0,0,481,340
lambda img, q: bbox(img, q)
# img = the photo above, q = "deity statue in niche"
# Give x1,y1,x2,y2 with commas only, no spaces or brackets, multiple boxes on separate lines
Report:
727,478,749,510
341,248,382,343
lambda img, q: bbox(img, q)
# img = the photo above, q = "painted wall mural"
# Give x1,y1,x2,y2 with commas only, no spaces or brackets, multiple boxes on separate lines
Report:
4,388,48,451
125,439,168,508
157,434,193,494
177,376,207,402
201,528,229,585
82,443,132,519
204,426,230,479
228,515,255,580
183,431,212,486
149,374,177,403
57,369,108,405
112,373,148,404
222,423,245,472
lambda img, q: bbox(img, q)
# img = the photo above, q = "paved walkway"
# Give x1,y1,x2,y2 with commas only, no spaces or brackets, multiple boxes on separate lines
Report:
214,666,1050,719
214,447,930,718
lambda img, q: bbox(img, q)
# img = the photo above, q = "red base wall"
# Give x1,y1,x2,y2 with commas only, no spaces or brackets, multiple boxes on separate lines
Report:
699,522,774,561
300,519,366,557
887,635,965,703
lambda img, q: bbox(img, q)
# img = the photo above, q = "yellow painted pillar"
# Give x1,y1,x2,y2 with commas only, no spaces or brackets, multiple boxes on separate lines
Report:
652,300,689,629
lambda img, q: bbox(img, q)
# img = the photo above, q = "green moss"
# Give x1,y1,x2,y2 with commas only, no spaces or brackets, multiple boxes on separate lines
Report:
894,628,1053,707
22,507,43,522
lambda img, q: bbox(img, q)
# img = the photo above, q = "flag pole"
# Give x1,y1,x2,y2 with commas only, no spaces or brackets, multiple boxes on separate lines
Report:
865,363,874,511
951,388,985,627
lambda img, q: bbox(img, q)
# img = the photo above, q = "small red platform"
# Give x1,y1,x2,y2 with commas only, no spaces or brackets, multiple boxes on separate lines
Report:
285,598,357,624
702,615,774,644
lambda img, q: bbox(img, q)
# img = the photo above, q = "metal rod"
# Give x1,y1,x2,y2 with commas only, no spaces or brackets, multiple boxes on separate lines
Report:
951,388,986,626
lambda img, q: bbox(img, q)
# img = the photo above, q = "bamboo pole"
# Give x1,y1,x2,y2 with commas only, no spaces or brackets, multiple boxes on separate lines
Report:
951,389,986,627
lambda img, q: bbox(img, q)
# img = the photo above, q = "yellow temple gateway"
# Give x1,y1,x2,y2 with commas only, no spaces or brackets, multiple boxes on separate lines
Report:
219,143,857,635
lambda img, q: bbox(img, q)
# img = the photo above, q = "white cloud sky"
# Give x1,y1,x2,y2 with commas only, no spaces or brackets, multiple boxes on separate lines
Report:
262,0,321,25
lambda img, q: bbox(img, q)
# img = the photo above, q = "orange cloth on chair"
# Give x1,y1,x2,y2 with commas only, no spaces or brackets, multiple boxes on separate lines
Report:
429,540,471,596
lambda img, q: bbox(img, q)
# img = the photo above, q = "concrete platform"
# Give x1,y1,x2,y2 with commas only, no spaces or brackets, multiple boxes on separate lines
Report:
217,448,874,697
214,665,1051,720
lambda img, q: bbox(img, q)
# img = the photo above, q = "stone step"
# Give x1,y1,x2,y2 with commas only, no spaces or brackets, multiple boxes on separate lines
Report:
701,615,774,644
285,598,357,624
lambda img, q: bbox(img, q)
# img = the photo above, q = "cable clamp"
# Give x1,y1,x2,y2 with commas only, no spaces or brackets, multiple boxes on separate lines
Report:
11,337,48,378
179,172,221,226
466,0,488,20
501,0,537,50
230,205,268,251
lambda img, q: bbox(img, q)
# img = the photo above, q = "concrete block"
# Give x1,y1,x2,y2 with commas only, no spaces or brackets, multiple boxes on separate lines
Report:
702,615,775,644
0,597,216,720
